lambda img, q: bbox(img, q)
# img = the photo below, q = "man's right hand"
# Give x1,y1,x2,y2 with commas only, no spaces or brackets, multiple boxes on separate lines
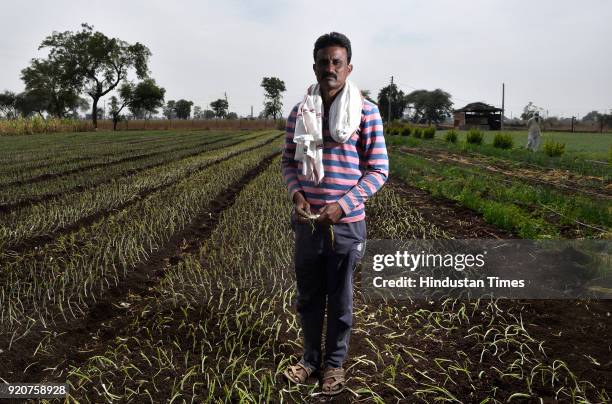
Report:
293,192,312,223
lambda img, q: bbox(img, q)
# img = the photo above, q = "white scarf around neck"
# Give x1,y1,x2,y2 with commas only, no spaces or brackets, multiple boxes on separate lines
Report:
293,79,363,185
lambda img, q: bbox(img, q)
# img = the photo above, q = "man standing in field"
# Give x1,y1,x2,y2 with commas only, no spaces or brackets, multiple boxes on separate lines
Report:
281,32,388,396
526,111,543,151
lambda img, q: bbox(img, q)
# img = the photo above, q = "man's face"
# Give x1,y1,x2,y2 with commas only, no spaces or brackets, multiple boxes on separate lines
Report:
313,46,353,94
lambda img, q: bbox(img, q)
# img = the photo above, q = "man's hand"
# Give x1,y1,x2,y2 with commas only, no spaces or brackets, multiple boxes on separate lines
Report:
293,192,313,223
316,202,343,225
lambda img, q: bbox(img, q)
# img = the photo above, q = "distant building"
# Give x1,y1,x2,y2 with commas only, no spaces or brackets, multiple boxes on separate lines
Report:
454,102,503,130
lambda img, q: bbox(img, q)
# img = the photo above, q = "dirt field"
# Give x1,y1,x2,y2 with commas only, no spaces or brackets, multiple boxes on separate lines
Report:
0,130,609,402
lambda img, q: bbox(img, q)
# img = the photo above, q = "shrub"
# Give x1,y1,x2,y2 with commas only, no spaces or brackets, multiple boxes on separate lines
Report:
401,126,412,137
466,129,483,145
422,127,436,139
444,130,458,143
492,133,514,149
412,128,423,138
390,128,399,136
543,139,565,157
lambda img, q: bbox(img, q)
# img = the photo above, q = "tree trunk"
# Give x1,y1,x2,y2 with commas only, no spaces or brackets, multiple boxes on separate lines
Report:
91,96,99,129
113,116,118,131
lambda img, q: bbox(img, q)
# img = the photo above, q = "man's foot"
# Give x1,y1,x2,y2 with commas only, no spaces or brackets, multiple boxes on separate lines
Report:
321,367,346,396
283,362,315,385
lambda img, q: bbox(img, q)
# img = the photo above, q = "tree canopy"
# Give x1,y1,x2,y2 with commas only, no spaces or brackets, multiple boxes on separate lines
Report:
406,89,453,124
33,23,151,127
20,58,83,117
175,99,194,119
130,79,165,119
210,99,229,118
261,77,286,120
377,84,408,122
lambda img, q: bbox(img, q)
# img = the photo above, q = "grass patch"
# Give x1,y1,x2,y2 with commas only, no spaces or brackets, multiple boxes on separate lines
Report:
390,151,610,238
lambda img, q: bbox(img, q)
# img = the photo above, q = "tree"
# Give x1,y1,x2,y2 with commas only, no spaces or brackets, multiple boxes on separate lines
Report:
130,78,165,119
192,105,203,119
261,77,286,120
377,84,408,122
582,110,601,122
109,82,135,130
109,82,134,130
226,112,238,120
21,58,83,117
163,100,176,119
521,102,543,120
406,89,453,124
203,109,216,119
210,99,229,118
174,99,193,119
0,91,17,118
37,23,151,128
15,91,52,117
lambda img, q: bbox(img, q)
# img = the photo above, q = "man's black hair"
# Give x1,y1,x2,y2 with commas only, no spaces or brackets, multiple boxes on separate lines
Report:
313,32,352,63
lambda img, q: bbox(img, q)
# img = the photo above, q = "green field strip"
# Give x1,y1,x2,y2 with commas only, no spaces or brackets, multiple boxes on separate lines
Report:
0,139,282,335
386,134,612,180
0,131,226,181
0,131,270,207
390,150,611,238
0,132,281,250
0,130,205,162
0,131,239,186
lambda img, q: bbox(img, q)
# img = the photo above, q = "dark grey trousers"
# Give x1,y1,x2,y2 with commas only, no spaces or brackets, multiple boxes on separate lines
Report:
292,216,366,370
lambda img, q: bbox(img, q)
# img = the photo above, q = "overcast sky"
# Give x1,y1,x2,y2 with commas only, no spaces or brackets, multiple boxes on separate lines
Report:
1,0,611,119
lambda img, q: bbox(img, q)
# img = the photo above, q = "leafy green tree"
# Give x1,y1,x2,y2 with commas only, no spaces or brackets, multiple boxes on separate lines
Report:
15,90,52,117
210,99,229,118
226,112,238,120
377,84,407,122
36,23,151,128
582,110,601,122
0,91,17,118
261,77,286,120
203,109,216,119
406,89,453,124
109,82,135,130
130,78,165,119
163,100,176,119
175,99,194,119
192,105,203,119
20,58,83,117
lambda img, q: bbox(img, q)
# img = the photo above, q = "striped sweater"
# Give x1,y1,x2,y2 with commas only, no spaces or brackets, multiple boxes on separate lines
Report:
281,99,389,223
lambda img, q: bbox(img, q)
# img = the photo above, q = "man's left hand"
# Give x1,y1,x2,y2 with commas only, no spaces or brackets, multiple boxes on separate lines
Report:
316,202,343,225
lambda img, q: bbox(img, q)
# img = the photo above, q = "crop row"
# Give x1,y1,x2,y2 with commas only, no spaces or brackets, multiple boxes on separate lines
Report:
0,131,271,207
0,139,282,335
0,131,279,251
0,129,198,165
59,159,607,402
389,151,610,238
0,131,242,186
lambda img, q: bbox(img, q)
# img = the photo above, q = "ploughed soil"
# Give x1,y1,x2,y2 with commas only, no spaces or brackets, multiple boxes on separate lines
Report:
0,153,609,402
398,145,611,200
0,152,280,385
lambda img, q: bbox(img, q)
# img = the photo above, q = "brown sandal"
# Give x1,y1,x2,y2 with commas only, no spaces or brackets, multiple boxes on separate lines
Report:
321,367,346,396
284,362,315,385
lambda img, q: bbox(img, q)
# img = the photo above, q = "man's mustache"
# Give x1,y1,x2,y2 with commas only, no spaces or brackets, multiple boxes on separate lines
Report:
322,73,337,80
